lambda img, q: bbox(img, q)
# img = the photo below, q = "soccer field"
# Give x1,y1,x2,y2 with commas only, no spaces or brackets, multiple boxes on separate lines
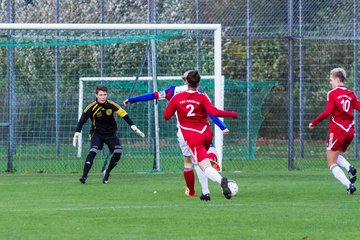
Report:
1,169,359,240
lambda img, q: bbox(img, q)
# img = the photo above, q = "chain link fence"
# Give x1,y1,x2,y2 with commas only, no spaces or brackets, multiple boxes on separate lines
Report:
0,0,359,172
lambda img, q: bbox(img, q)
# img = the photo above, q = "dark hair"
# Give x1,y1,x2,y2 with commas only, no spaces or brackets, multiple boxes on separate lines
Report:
186,70,201,88
96,85,108,94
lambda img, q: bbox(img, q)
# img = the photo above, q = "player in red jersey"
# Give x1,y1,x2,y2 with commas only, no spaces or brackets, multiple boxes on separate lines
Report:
124,70,227,201
309,68,359,194
164,70,238,199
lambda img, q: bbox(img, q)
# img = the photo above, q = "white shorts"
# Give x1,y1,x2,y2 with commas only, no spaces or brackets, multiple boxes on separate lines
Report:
177,129,191,157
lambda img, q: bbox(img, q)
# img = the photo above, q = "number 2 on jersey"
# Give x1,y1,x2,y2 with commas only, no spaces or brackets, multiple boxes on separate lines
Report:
186,104,195,117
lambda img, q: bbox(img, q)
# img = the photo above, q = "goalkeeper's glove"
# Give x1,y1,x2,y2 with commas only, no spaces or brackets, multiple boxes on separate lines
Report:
131,125,145,138
72,132,81,147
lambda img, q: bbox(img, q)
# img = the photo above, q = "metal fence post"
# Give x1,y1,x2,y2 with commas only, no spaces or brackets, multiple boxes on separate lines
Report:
354,0,359,159
6,0,15,172
288,0,295,170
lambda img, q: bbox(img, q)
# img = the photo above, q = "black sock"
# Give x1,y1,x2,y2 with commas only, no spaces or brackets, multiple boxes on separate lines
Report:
107,153,121,173
82,151,96,178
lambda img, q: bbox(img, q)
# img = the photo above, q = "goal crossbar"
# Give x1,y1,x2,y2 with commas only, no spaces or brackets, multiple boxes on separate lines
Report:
0,23,221,31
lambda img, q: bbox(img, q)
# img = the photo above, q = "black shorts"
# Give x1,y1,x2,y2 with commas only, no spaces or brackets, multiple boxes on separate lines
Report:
90,131,121,153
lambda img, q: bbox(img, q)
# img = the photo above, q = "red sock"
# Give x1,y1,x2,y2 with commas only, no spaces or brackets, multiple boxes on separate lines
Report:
184,167,195,195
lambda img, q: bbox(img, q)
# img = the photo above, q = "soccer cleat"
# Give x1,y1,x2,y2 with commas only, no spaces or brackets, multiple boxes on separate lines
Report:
79,177,87,184
221,177,232,199
184,187,196,197
102,170,110,184
199,193,211,201
347,183,356,195
348,165,357,183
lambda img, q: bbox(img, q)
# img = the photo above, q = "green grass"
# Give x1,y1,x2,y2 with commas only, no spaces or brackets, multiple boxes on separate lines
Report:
0,141,335,173
1,169,359,240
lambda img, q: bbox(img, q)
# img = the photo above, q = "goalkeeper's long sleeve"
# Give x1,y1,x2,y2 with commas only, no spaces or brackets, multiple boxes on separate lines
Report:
122,115,135,126
75,112,90,132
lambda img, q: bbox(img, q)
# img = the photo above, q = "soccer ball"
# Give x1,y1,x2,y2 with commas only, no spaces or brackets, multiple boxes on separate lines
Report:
228,180,238,197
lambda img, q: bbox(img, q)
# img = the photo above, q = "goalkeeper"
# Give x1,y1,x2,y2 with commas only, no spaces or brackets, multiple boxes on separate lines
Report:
73,85,145,184
123,71,228,201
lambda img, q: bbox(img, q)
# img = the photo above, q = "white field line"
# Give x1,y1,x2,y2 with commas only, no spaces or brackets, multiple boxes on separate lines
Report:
0,203,242,212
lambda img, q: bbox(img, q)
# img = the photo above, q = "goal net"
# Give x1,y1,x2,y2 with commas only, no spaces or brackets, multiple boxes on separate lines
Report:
0,23,224,173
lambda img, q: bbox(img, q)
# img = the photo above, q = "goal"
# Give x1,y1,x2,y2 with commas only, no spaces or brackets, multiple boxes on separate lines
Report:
0,23,223,173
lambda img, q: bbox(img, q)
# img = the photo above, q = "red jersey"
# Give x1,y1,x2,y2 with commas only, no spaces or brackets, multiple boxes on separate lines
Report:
311,86,360,134
164,90,237,133
164,90,237,163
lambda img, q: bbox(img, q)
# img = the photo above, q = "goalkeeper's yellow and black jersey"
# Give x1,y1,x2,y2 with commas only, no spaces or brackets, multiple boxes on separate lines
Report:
75,99,133,135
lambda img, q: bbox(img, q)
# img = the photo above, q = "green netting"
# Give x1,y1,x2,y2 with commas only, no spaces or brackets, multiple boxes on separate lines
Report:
0,27,275,173
0,30,183,47
0,28,215,173
78,79,276,173
222,81,277,170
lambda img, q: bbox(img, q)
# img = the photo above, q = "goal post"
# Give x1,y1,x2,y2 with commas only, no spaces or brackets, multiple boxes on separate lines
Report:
78,75,225,171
